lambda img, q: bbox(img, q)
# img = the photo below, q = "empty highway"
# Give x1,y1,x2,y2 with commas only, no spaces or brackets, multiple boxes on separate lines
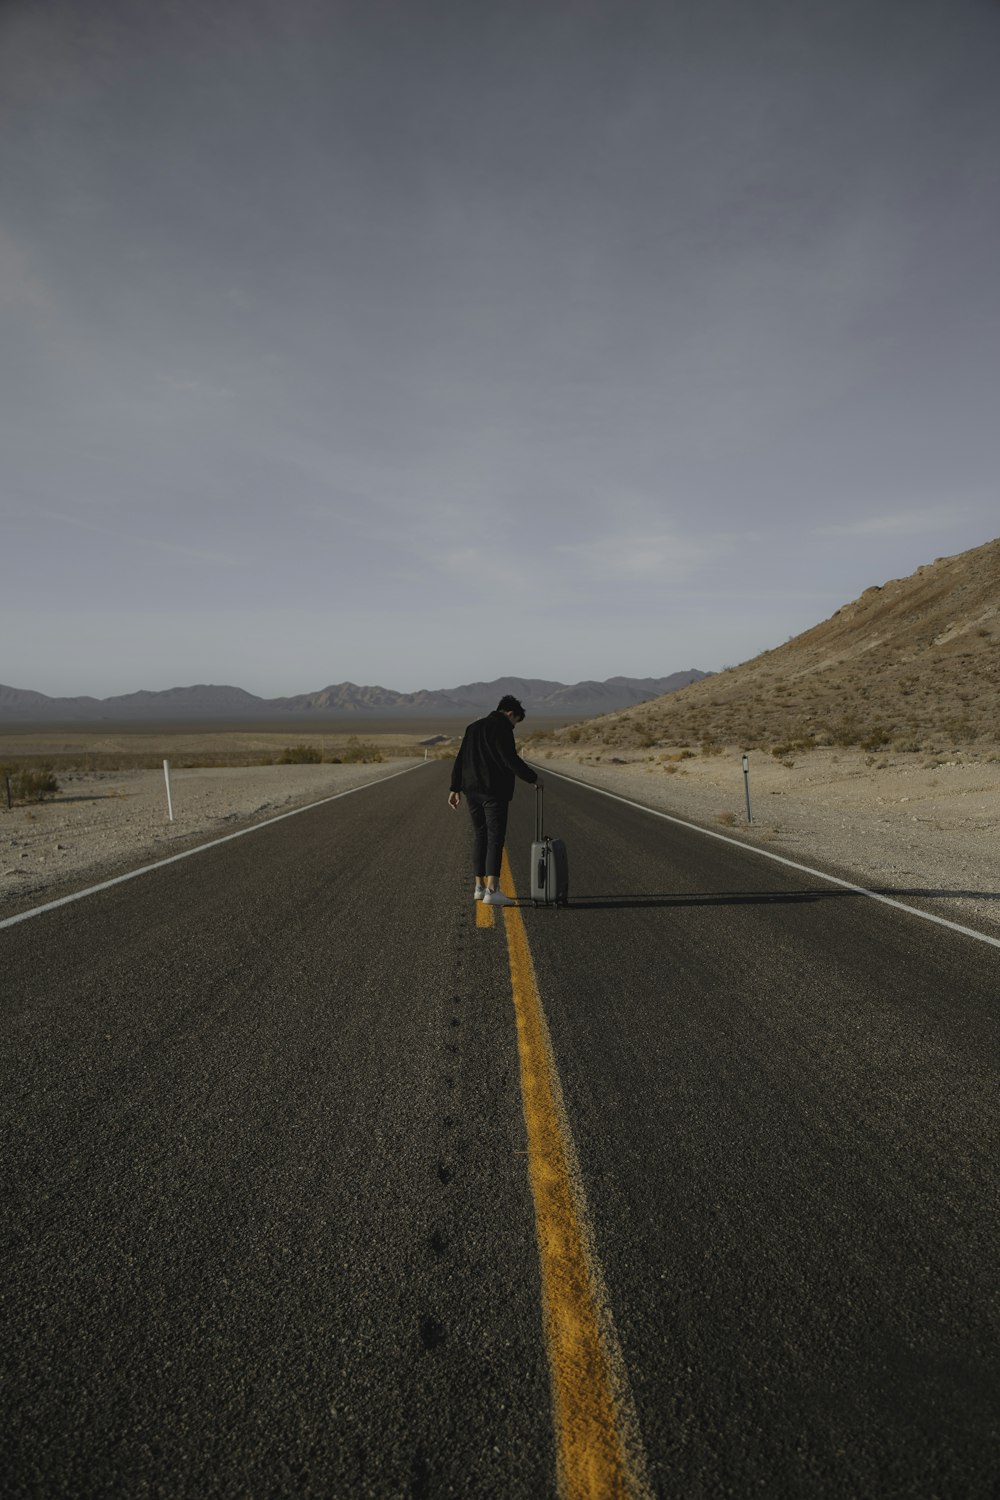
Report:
2,763,997,1498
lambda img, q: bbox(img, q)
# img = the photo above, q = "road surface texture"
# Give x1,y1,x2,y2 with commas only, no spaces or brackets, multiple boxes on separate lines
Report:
2,762,997,1498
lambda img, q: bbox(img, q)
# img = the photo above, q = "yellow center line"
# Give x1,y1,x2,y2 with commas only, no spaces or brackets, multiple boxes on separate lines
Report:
499,851,651,1500
476,898,495,928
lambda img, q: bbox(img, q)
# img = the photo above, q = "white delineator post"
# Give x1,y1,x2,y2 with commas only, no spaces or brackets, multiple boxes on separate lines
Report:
742,752,752,825
163,759,174,822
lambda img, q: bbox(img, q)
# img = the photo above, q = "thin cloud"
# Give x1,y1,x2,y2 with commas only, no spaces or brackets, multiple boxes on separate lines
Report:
554,531,724,581
159,374,236,401
0,228,54,312
432,544,539,598
817,508,968,539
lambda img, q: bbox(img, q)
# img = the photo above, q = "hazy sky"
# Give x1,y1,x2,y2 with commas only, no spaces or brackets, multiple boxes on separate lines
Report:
3,0,999,698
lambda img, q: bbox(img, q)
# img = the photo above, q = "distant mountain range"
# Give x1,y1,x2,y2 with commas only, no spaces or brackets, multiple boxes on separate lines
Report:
0,672,710,724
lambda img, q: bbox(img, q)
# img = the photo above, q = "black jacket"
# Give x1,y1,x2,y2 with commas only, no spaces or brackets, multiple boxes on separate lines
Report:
450,711,538,801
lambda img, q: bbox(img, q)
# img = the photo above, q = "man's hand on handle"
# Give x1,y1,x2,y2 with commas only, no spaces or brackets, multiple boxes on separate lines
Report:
448,782,541,809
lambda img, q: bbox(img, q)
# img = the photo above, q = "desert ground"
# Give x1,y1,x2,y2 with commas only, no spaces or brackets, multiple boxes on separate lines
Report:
0,729,424,913
2,730,999,940
0,725,438,768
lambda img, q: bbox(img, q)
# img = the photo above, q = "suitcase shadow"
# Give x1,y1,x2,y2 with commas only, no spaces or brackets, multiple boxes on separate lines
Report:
557,886,999,910
564,889,863,910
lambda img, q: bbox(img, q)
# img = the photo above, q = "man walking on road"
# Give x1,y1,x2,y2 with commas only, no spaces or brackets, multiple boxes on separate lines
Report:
448,694,540,905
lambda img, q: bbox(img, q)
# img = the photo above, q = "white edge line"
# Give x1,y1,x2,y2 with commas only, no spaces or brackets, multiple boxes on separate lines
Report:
535,763,1000,952
0,761,427,932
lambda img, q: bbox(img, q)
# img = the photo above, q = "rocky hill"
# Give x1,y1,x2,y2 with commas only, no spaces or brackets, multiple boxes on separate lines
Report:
0,671,709,724
551,538,1000,753
271,672,707,716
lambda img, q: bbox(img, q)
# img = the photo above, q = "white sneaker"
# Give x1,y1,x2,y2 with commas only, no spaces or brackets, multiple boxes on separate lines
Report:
474,884,486,901
482,889,515,906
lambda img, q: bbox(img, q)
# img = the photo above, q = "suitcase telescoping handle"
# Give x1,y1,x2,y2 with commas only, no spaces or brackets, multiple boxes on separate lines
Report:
535,782,544,841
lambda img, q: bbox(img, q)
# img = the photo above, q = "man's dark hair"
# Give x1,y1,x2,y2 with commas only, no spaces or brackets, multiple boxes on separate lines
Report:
497,694,526,721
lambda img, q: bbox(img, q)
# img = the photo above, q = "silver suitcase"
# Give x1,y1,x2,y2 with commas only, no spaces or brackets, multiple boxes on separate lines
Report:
530,785,569,906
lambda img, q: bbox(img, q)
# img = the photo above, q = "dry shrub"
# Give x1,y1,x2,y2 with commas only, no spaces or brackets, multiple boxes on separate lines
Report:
278,745,323,764
338,738,384,764
0,765,60,803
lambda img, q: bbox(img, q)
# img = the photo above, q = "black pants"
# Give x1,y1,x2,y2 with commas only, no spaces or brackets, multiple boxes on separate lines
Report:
465,794,509,879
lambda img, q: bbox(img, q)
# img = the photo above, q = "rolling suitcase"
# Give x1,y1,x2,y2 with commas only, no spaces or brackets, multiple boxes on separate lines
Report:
530,785,569,906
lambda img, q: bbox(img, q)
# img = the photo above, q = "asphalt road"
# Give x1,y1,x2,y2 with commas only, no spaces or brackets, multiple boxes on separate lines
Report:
2,762,997,1498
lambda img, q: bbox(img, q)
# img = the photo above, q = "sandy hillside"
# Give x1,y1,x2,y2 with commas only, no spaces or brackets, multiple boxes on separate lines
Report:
541,537,999,754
